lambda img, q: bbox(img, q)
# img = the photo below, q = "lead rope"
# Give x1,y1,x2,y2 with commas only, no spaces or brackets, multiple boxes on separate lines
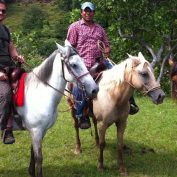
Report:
97,40,116,65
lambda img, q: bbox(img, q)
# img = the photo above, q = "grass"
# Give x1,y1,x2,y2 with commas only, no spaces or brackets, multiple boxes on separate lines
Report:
0,96,177,177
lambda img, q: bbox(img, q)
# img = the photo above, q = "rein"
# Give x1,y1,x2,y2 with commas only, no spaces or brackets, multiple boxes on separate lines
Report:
23,61,71,97
22,53,89,99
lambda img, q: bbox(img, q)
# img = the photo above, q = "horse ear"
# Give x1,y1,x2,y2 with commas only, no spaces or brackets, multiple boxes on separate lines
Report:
64,39,72,47
127,53,133,58
56,42,65,54
65,46,71,58
138,52,145,60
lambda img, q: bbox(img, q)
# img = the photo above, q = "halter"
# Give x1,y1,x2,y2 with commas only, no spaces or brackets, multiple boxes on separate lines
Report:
61,55,89,84
22,51,90,98
125,65,161,96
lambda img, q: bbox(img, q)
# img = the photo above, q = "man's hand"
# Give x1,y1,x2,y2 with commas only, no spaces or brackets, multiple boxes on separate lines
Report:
0,72,8,81
13,55,25,64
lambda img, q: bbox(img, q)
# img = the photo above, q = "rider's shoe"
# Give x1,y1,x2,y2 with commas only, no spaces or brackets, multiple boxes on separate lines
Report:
78,116,91,129
1,129,15,144
129,104,139,115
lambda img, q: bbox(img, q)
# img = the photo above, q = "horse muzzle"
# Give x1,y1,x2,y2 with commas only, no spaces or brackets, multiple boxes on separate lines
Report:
148,88,165,104
84,83,99,99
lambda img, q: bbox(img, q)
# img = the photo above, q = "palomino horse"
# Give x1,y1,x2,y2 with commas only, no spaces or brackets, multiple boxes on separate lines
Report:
67,52,165,176
7,42,99,177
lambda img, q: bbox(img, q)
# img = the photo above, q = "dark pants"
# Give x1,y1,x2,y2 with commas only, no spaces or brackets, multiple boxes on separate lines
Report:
0,81,12,130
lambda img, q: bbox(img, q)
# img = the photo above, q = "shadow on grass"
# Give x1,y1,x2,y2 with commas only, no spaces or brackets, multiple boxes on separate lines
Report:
0,140,177,177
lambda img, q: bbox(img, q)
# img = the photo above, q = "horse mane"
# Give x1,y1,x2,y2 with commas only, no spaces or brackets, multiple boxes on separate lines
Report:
26,50,58,86
100,55,146,90
99,59,129,90
27,46,78,85
36,50,58,83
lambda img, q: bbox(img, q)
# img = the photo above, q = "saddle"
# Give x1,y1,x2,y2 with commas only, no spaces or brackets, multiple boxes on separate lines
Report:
89,58,106,81
10,67,26,91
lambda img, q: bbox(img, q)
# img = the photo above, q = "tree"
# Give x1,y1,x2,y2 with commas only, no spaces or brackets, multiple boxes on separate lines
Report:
92,0,177,84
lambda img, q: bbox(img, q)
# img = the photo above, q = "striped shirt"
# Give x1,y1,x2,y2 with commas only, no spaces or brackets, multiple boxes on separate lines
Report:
67,19,110,69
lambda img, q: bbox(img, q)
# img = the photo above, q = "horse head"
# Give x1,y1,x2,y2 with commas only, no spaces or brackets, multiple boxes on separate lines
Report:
56,42,99,98
125,52,165,104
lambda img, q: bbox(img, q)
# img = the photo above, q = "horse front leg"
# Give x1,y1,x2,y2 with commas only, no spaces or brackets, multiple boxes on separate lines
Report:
97,125,106,170
29,130,44,177
29,145,36,177
72,109,82,154
115,121,128,176
74,115,82,155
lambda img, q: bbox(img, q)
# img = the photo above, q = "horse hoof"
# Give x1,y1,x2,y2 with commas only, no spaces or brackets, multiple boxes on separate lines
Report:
119,166,128,176
97,163,104,170
73,148,82,155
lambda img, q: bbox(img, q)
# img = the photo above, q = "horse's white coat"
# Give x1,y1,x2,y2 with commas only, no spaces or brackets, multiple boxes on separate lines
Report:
15,43,98,177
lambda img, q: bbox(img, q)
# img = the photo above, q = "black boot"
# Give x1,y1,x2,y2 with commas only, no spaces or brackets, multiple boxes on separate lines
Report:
129,104,139,115
129,96,139,115
1,129,15,144
78,116,91,129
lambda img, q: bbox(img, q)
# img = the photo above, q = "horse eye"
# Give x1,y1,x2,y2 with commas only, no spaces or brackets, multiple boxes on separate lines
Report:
71,63,77,69
140,71,148,78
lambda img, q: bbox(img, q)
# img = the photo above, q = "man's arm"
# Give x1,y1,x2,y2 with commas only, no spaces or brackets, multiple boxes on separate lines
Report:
8,42,24,63
66,24,78,47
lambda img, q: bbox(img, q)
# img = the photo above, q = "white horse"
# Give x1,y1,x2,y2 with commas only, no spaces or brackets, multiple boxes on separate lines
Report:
67,52,165,176
12,42,98,177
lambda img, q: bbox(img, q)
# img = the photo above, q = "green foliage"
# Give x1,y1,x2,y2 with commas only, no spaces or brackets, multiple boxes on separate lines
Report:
54,13,70,40
21,6,47,34
55,0,72,11
12,31,43,70
37,38,57,57
55,0,81,11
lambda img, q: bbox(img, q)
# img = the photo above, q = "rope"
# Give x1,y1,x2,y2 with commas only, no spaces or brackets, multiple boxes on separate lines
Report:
97,40,116,65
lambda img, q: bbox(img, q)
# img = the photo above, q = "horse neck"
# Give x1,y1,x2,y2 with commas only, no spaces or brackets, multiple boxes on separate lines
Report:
101,66,135,104
33,53,67,96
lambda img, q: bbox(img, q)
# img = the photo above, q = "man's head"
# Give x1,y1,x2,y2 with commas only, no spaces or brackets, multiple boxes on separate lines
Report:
81,2,95,11
81,2,95,24
0,0,6,23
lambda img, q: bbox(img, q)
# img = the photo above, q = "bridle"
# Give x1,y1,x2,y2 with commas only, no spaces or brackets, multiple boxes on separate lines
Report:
125,64,161,96
61,54,90,85
23,50,90,97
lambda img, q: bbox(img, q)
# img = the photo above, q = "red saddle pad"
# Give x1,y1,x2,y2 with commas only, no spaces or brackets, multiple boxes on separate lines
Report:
13,73,27,107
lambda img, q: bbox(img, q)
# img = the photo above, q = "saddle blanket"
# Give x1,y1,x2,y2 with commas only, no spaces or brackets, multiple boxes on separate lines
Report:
13,73,26,107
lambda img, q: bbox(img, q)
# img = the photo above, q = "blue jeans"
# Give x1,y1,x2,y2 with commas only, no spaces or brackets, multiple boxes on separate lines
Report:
73,59,113,119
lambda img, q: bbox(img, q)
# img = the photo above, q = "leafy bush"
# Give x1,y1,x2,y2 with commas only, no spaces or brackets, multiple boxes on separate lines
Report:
21,5,47,34
37,38,57,57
